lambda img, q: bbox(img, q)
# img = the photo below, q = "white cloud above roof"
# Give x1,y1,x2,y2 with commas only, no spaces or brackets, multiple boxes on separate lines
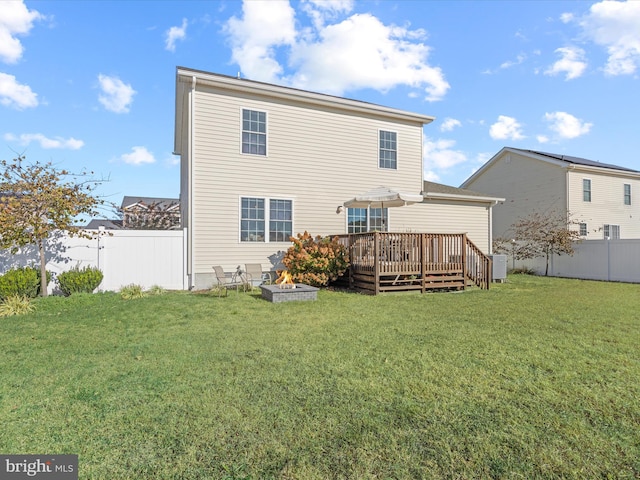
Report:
0,72,38,109
489,116,525,141
120,146,156,165
440,118,461,132
544,111,592,139
97,74,136,113
545,46,587,80
0,0,43,64
575,0,640,76
423,138,468,171
165,18,187,52
3,132,83,149
224,0,450,101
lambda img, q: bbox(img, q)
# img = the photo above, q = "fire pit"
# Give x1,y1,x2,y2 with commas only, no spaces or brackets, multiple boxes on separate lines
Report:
260,283,319,303
260,270,319,302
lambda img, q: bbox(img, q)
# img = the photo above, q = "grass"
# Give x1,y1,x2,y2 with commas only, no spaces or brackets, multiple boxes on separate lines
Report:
1,275,639,479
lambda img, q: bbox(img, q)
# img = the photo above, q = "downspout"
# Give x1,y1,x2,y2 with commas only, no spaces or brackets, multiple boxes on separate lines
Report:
189,75,196,289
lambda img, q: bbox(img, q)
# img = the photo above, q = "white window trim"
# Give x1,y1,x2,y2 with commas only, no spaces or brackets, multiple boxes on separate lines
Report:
240,107,269,157
346,207,390,233
239,195,294,243
378,129,398,171
582,178,592,202
624,183,631,206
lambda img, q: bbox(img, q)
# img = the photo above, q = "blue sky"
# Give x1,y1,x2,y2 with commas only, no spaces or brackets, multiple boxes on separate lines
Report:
2,0,639,213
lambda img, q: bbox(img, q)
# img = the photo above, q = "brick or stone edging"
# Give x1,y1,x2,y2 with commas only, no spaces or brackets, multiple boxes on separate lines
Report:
260,284,319,303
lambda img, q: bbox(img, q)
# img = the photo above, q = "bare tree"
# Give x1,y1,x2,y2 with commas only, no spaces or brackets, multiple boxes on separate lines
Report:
494,210,582,276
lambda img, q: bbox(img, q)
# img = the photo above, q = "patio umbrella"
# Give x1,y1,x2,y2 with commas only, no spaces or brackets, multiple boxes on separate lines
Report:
343,186,424,209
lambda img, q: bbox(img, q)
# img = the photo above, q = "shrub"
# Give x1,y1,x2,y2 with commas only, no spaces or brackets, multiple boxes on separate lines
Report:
0,295,34,317
147,285,166,296
57,266,104,296
0,267,50,300
120,284,146,300
282,231,349,287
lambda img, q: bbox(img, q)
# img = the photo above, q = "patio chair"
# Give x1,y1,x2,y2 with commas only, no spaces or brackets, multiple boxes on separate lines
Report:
245,263,271,286
212,265,247,296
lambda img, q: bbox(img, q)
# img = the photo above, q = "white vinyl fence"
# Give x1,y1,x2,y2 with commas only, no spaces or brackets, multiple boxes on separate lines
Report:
0,229,187,293
515,239,640,283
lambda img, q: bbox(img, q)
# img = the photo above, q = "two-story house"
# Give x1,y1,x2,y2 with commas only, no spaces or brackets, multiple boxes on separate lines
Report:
174,67,501,289
461,147,640,240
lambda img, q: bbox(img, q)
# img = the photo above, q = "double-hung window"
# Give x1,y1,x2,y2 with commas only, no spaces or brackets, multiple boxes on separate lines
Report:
583,179,591,202
240,197,291,242
242,109,266,155
579,223,587,236
624,184,631,205
379,130,397,169
347,207,388,233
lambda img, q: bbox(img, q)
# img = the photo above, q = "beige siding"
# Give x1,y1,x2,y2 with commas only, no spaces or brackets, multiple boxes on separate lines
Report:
190,83,425,282
567,169,640,239
464,151,566,238
389,201,491,252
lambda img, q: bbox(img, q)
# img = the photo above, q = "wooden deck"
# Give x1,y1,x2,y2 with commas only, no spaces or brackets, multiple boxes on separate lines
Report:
336,232,492,294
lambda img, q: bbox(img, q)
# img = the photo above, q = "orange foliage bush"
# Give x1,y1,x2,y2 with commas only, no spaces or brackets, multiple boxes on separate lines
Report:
282,231,349,287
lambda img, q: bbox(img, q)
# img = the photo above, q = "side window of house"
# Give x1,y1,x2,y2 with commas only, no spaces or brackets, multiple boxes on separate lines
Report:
269,199,292,242
242,109,266,155
583,179,591,202
579,223,587,236
241,197,292,242
347,207,388,233
603,224,620,239
624,184,631,205
379,130,397,169
240,197,265,241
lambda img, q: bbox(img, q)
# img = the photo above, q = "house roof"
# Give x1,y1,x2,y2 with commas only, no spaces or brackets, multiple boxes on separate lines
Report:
85,219,123,230
422,180,504,204
121,196,180,210
461,147,640,188
509,148,640,173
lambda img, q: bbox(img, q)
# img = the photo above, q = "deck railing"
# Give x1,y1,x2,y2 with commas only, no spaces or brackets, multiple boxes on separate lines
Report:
335,232,492,294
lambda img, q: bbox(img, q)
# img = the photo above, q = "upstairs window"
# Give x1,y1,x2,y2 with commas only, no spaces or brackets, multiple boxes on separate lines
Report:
242,109,266,155
347,207,388,233
624,184,631,205
583,179,591,202
379,130,397,169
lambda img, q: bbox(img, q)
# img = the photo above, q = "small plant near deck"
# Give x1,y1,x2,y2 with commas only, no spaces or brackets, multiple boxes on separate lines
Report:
119,284,146,300
282,231,349,287
0,295,34,317
57,265,104,296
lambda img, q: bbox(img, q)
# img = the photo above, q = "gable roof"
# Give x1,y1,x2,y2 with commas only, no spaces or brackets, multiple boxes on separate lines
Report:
422,180,504,204
461,147,640,188
121,196,179,210
509,148,640,173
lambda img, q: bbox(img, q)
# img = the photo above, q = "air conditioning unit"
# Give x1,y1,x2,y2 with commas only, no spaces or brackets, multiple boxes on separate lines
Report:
489,254,507,282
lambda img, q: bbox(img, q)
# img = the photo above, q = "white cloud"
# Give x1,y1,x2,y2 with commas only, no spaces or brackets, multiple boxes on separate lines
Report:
225,0,297,83
98,74,136,113
544,111,592,139
0,72,38,109
560,12,574,24
165,18,187,52
120,146,156,165
0,0,43,64
423,138,468,171
545,46,587,80
499,53,526,70
489,115,525,141
537,134,550,144
578,0,640,75
224,0,450,101
440,118,461,132
4,132,83,149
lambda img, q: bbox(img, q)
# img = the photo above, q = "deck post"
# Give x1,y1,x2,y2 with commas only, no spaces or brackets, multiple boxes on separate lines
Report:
374,232,380,295
421,233,427,293
462,233,467,290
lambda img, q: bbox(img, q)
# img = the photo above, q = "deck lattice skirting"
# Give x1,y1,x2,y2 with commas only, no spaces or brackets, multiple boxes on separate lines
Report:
335,232,492,295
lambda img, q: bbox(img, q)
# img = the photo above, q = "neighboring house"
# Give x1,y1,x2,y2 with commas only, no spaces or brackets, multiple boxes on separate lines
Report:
120,196,181,230
174,67,502,289
461,147,640,240
84,219,123,230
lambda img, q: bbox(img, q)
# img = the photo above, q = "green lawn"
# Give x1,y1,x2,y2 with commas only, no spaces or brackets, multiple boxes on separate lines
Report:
1,275,639,479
